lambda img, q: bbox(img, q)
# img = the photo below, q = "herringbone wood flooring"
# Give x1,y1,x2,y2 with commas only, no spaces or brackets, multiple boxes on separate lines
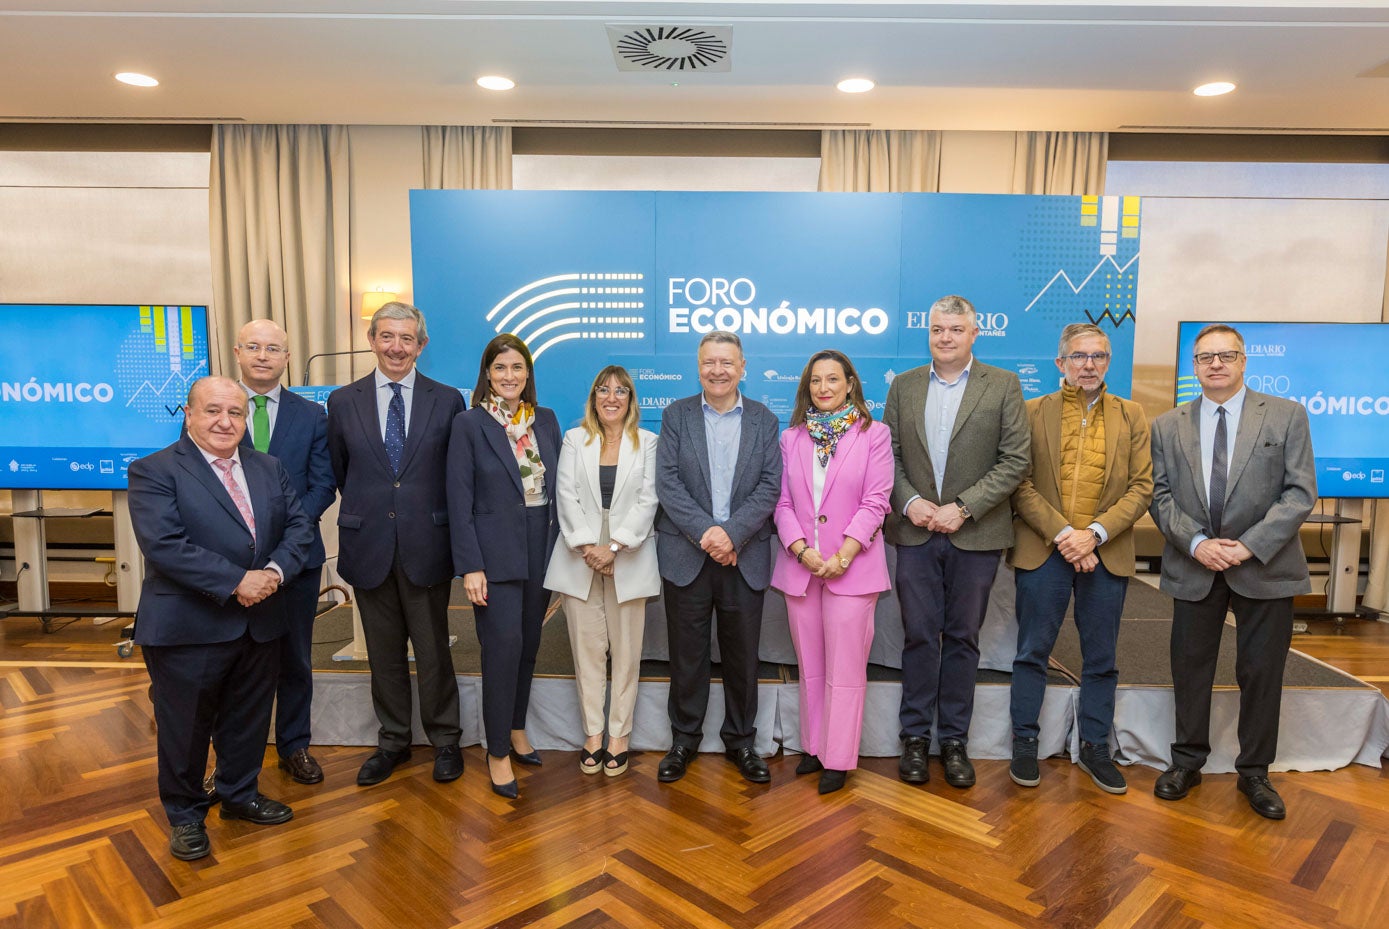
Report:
0,614,1387,928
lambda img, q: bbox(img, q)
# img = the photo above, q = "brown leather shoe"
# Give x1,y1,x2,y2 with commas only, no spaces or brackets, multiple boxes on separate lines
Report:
278,748,324,785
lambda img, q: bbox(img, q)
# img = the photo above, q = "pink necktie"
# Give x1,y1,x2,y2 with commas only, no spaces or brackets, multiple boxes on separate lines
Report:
213,458,256,542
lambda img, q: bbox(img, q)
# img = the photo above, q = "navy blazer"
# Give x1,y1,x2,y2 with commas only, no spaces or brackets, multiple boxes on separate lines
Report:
654,393,782,590
239,386,334,568
129,434,314,647
447,404,561,582
327,371,466,590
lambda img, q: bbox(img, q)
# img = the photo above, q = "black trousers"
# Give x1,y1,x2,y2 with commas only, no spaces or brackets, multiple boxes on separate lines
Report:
664,559,765,751
356,557,460,752
474,505,551,758
143,630,278,826
273,571,320,757
1170,572,1293,777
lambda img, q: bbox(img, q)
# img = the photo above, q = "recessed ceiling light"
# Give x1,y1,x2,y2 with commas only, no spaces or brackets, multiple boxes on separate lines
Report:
476,75,515,91
115,72,159,88
1193,81,1236,97
837,78,875,94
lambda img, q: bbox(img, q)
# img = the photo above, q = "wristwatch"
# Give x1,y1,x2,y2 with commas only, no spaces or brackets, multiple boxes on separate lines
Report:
838,555,850,569
955,499,971,520
1088,528,1102,545
609,542,621,553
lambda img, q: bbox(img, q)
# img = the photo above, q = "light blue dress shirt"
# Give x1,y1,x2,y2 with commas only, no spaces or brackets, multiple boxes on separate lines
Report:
1190,386,1246,554
702,391,743,523
374,367,416,441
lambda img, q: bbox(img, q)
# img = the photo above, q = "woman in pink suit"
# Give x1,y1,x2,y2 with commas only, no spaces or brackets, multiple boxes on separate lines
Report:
772,350,893,794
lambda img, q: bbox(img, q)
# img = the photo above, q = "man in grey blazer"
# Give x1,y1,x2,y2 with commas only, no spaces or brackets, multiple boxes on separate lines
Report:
1149,323,1315,819
655,330,782,784
884,295,1029,788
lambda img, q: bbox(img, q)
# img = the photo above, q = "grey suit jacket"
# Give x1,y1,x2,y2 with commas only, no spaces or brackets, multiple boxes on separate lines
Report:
1149,389,1316,601
655,393,782,590
884,360,1030,550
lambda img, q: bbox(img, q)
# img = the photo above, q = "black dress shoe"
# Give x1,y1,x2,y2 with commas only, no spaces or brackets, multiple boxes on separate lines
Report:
170,822,210,861
939,740,976,788
278,748,324,785
658,744,696,783
818,770,848,794
899,735,930,784
795,754,824,776
726,747,771,784
357,747,411,787
488,755,519,799
433,745,464,783
202,770,220,805
1154,765,1202,801
511,748,543,767
1238,775,1286,820
219,794,293,825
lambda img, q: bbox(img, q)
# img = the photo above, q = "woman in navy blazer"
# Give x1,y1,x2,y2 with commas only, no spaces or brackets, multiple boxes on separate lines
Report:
771,350,893,794
447,333,560,799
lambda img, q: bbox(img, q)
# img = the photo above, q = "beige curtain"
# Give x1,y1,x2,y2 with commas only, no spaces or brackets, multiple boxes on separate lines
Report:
422,126,512,189
1011,131,1109,195
209,125,352,385
818,130,941,192
1361,244,1389,614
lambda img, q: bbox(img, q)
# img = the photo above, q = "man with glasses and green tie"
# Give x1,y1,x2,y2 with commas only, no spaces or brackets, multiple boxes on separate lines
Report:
231,318,336,787
1008,323,1152,795
1149,323,1315,820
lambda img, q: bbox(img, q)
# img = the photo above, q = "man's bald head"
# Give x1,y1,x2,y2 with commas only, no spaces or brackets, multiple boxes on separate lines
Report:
234,318,290,392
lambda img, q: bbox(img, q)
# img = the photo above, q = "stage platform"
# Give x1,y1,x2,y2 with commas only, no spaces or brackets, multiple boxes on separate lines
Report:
304,581,1389,774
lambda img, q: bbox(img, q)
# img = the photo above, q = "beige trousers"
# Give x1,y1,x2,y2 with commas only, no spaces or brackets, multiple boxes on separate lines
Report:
563,513,647,739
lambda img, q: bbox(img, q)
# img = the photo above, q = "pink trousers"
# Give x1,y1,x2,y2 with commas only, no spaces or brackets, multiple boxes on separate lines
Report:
785,577,878,771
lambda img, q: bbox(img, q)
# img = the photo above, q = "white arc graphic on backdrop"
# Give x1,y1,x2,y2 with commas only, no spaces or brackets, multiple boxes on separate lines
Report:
487,272,647,359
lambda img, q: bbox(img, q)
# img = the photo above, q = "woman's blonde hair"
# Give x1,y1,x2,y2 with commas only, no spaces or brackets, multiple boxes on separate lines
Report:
580,365,641,450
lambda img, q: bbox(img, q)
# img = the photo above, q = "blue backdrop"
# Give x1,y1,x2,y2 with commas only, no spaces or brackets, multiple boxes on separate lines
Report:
1,304,209,489
410,191,1141,429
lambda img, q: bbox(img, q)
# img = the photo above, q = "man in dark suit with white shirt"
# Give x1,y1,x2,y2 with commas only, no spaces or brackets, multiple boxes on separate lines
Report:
327,302,466,787
130,376,314,860
233,318,336,785
1149,323,1316,819
654,330,782,784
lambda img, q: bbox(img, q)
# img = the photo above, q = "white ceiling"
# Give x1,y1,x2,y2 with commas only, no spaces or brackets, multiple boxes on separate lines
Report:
5,2,1389,132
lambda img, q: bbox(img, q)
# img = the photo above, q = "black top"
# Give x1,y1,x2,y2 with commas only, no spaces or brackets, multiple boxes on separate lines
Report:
599,463,617,509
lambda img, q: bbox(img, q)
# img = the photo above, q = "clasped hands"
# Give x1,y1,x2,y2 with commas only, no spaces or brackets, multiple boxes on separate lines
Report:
235,568,281,607
581,542,622,577
906,498,966,535
1056,527,1100,574
700,526,738,567
1194,538,1253,572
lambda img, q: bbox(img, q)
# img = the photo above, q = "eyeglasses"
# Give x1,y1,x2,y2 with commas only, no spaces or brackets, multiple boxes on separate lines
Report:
1194,350,1243,366
595,386,630,399
1061,352,1110,365
238,343,285,356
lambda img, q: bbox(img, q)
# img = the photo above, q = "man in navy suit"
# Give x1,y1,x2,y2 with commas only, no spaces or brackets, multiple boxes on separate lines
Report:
234,318,336,784
130,376,314,861
654,330,782,784
327,302,466,787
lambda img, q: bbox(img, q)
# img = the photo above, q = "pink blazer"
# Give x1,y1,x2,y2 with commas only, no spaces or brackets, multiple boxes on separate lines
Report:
771,419,893,598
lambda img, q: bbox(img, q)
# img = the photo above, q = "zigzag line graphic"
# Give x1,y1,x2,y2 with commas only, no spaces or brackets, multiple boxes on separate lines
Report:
1084,308,1136,328
1022,253,1140,314
124,360,208,407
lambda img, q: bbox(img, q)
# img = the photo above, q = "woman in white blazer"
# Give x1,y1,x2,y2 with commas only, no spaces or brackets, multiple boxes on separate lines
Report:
544,366,660,776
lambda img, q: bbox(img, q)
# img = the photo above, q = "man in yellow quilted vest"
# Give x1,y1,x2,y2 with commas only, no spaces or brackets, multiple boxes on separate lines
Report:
1007,323,1153,794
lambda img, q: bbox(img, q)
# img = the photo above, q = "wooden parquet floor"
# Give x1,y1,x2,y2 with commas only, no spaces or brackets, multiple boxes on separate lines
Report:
0,612,1387,928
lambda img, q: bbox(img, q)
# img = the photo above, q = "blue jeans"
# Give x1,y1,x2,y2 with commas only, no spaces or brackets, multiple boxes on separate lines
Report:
1010,549,1128,745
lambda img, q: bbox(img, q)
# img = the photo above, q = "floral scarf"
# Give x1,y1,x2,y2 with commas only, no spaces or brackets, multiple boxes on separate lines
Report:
484,398,546,499
805,403,858,467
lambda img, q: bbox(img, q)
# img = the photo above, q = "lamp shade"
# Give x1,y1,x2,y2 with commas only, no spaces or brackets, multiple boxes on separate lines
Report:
360,290,398,319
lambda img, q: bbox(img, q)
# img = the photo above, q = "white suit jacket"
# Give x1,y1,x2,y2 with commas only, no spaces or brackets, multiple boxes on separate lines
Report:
544,425,661,604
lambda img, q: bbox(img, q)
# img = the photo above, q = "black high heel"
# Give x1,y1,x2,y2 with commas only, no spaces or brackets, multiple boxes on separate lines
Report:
488,755,519,799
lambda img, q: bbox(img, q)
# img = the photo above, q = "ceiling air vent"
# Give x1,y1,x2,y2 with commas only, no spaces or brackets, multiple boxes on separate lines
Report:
606,24,731,72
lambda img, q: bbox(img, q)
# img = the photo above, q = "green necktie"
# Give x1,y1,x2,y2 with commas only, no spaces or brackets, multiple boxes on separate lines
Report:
252,394,270,452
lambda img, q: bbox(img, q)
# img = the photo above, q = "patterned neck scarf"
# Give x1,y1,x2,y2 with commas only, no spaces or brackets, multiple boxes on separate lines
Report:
804,403,858,467
483,397,546,498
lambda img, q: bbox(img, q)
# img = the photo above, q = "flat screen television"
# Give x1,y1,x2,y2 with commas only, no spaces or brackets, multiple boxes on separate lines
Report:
1,303,210,490
1175,320,1389,498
